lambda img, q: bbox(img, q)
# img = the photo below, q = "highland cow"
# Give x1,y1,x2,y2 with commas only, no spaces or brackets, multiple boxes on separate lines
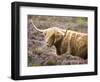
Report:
31,20,87,59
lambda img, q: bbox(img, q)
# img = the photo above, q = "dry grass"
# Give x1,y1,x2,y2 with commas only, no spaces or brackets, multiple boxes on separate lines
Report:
28,15,88,66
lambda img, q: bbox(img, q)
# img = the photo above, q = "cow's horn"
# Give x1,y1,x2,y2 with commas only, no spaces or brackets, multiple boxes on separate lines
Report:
30,19,45,32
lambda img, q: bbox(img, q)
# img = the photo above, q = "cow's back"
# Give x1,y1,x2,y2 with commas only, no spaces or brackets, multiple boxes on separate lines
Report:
61,30,87,59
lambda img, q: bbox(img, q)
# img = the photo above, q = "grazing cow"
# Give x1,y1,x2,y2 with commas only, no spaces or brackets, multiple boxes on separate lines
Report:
31,20,87,59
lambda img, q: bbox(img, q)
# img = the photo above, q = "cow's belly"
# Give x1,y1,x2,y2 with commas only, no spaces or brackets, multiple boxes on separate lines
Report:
71,45,87,59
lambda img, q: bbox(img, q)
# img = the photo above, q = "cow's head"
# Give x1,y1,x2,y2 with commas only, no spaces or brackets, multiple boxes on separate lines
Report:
31,20,65,47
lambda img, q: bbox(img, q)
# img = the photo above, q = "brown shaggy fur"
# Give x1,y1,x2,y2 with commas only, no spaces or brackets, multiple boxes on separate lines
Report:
61,30,87,59
43,27,87,59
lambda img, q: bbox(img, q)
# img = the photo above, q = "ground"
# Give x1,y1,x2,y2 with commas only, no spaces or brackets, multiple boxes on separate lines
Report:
28,15,87,66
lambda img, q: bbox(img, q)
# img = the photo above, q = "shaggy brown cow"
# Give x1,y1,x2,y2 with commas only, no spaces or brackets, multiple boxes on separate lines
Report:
31,20,87,59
